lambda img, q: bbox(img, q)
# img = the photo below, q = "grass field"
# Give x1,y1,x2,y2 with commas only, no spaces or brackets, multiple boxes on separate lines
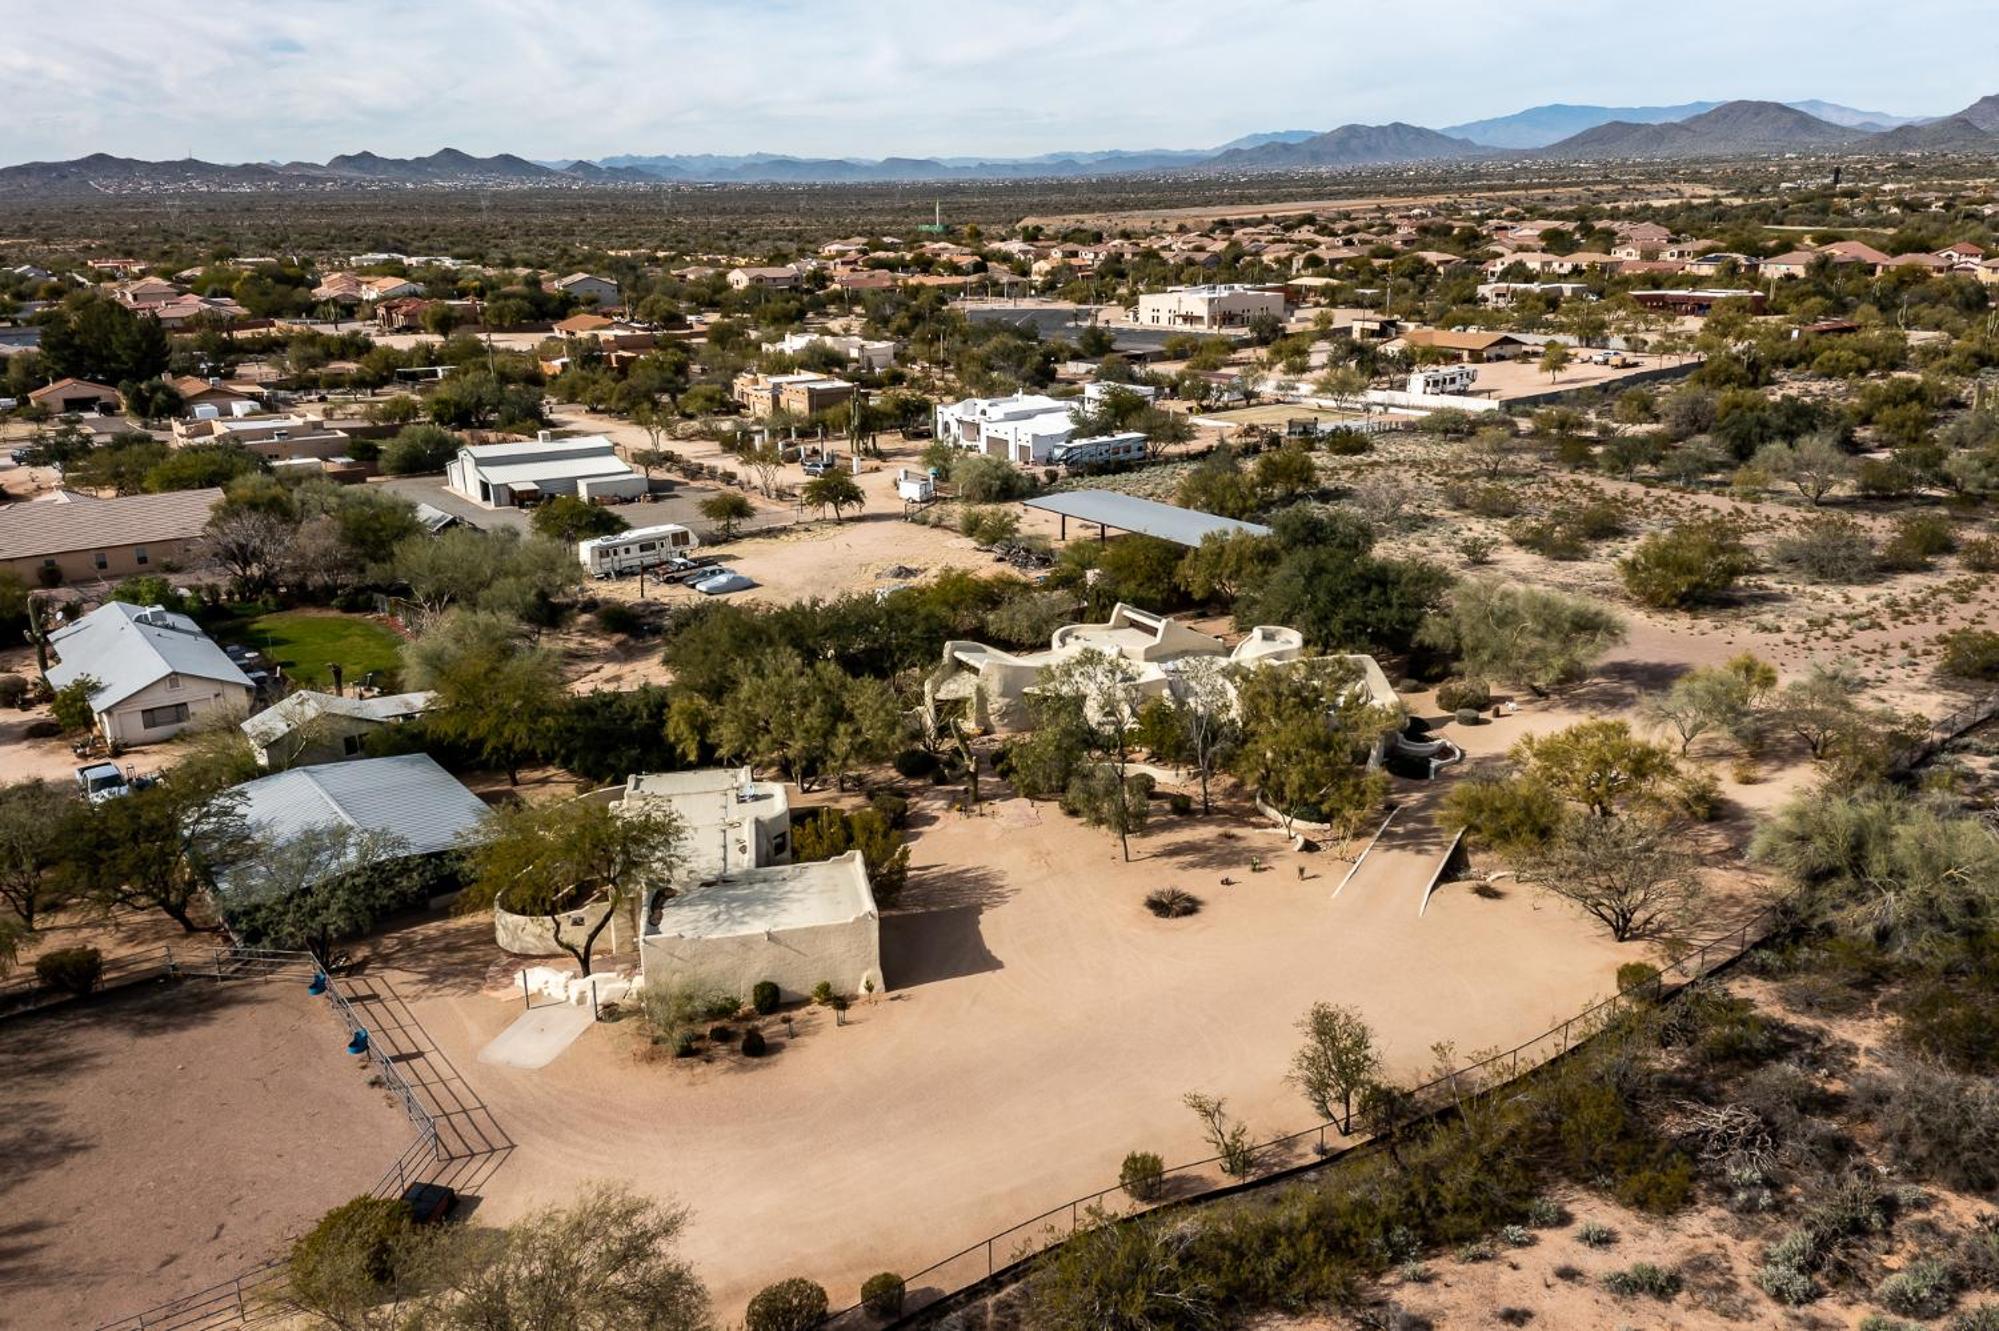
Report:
214,608,405,691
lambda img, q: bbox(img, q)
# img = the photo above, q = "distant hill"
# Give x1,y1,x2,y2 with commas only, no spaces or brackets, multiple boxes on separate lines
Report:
1783,99,1927,130
1205,122,1488,171
1956,94,1999,133
1537,100,1864,158
1212,130,1321,152
1442,102,1721,149
1865,115,1999,152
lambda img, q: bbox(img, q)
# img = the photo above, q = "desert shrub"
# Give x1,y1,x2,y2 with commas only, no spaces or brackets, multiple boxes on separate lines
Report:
1961,537,1999,572
741,1026,768,1057
1576,1222,1618,1249
1940,629,1999,681
1120,1150,1167,1201
34,946,103,996
593,602,645,637
1951,1305,1999,1330
1454,707,1481,726
1896,979,1999,1074
951,453,1032,503
707,1025,734,1044
1602,1263,1681,1299
1759,1263,1820,1306
1145,887,1201,919
868,792,909,829
1525,1198,1566,1228
1855,1062,1999,1192
1435,679,1491,712
1456,1240,1497,1263
1881,512,1957,571
751,981,780,1014
892,748,940,779
861,1272,906,1319
1168,792,1194,815
287,1196,423,1306
1616,962,1662,995
1771,515,1878,583
746,1277,828,1331
0,674,27,707
1442,481,1521,517
1321,429,1372,456
1859,1314,1921,1331
1619,520,1752,608
1877,1258,1959,1319
1500,1224,1534,1247
1508,516,1587,560
810,980,835,1006
1552,1263,1585,1282
1614,1156,1695,1213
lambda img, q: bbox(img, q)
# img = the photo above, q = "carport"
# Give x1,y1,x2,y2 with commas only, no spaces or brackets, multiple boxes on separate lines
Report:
1023,490,1271,546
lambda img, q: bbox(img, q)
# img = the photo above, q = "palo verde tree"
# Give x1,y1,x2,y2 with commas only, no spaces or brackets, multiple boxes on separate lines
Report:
0,778,75,934
801,469,865,521
1288,1001,1383,1133
1417,578,1626,695
219,823,419,963
403,610,568,784
1040,647,1149,861
57,775,250,933
459,795,685,977
1229,656,1396,840
699,491,756,540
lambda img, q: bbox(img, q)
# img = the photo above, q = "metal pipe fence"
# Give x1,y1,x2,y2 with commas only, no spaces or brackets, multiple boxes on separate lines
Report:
830,890,1799,1328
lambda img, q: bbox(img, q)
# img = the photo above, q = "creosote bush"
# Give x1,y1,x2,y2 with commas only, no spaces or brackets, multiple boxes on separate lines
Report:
860,1271,906,1319
1120,1150,1167,1202
746,1277,829,1331
35,946,103,996
1602,1262,1681,1299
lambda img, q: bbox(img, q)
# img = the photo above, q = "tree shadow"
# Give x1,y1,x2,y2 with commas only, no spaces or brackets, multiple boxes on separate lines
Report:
347,910,503,999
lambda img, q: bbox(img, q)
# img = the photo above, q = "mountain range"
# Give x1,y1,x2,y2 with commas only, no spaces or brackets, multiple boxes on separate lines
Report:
1,96,1992,197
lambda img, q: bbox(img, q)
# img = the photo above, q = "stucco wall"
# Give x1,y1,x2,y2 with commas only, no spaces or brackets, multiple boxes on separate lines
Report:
639,914,882,1004
494,895,626,957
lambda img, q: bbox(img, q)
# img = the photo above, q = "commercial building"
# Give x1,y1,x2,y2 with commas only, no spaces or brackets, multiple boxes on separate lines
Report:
0,488,220,584
444,433,646,509
1134,284,1287,330
45,601,256,747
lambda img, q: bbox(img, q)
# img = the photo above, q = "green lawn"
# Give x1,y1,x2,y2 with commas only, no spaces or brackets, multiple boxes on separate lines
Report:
220,610,405,692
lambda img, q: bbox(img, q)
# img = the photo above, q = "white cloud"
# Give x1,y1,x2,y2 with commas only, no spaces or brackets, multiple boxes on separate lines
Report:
1,0,1992,163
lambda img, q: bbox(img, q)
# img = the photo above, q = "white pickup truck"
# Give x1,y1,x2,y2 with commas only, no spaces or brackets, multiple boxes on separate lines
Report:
75,762,133,804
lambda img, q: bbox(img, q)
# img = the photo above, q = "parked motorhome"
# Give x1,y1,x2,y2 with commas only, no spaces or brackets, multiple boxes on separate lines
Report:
1047,431,1148,470
578,524,700,575
1407,364,1478,395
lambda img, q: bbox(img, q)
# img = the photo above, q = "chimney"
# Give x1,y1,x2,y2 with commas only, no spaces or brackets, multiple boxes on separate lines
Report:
329,663,343,697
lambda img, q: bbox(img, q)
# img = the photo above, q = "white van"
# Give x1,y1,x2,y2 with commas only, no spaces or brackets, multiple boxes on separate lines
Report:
578,523,700,576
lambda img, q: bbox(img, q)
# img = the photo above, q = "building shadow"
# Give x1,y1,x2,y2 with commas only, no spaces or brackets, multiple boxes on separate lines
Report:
883,906,1001,989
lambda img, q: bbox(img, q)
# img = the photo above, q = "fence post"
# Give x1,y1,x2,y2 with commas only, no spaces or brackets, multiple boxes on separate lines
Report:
987,1237,993,1277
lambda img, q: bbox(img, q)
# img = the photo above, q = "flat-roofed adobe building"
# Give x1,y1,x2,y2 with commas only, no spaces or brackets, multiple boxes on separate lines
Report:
0,488,220,584
1134,284,1287,330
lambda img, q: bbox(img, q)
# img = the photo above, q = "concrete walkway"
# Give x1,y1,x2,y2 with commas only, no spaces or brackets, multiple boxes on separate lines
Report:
478,1004,595,1070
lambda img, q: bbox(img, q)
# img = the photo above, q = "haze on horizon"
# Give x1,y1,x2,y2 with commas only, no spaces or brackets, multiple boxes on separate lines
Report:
4,0,1996,165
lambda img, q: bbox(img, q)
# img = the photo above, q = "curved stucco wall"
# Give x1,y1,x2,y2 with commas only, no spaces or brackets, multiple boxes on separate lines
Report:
494,895,623,957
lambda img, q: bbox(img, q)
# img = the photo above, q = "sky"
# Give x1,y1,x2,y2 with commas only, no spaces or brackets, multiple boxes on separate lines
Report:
3,0,1996,165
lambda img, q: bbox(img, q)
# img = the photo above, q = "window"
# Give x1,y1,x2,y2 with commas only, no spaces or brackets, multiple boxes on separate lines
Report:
342,734,362,756
93,552,108,570
140,703,190,729
166,674,181,691
134,547,149,566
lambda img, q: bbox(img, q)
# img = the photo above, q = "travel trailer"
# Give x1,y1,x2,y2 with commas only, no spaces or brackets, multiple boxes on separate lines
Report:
1408,364,1478,395
578,523,700,575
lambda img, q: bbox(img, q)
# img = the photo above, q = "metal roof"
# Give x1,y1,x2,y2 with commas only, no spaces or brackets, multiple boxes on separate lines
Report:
46,601,252,710
240,689,434,747
0,488,222,561
1023,490,1270,548
229,753,489,861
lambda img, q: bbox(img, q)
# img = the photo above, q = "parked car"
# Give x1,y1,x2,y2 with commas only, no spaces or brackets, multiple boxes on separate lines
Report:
695,571,757,595
401,1182,457,1224
801,455,839,476
75,762,131,804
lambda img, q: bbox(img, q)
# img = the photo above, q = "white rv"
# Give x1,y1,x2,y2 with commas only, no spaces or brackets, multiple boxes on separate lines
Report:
1047,431,1148,470
578,523,700,575
1408,364,1478,396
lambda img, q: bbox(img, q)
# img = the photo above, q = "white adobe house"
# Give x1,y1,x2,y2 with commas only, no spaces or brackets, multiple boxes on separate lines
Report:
45,602,256,748
763,331,896,372
444,433,646,509
928,602,1401,742
934,392,1076,465
617,770,883,1002
1134,284,1287,330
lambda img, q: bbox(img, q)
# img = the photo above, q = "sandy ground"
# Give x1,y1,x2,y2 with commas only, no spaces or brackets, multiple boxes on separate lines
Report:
0,978,414,1329
351,664,1805,1324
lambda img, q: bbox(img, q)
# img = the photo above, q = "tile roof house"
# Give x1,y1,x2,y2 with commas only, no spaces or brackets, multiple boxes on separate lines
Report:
0,487,221,583
26,377,121,415
45,600,255,747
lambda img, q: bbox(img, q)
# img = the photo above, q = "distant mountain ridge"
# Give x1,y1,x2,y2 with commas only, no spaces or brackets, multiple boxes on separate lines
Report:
1444,98,1927,148
1,95,1992,196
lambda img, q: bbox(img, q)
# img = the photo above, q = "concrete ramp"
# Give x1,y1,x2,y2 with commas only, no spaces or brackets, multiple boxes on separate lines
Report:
478,1005,594,1070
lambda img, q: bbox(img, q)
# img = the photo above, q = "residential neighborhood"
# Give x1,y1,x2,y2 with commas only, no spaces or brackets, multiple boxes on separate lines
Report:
5,14,1999,1331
